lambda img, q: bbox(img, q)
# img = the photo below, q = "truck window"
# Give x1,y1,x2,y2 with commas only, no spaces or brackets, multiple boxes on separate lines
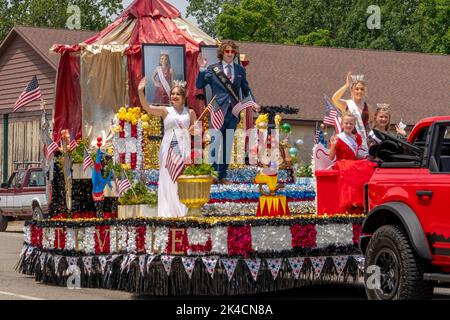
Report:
14,171,26,188
430,125,450,173
28,171,46,187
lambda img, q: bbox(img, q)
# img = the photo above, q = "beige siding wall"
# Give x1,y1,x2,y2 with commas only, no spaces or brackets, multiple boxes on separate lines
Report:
0,35,56,114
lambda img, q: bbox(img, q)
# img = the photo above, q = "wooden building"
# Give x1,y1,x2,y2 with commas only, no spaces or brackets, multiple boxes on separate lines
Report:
0,26,95,181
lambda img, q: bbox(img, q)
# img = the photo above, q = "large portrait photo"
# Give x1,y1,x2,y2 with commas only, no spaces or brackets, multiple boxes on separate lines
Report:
142,44,186,105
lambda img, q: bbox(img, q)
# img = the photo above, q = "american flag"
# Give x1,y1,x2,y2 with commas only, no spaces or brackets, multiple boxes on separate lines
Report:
82,149,94,172
115,171,131,196
165,135,185,183
232,96,255,117
69,129,79,151
323,96,342,133
206,101,224,130
13,76,42,112
45,135,59,159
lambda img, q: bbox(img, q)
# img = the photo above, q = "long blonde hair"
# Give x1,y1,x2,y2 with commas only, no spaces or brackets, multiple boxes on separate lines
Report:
374,106,391,131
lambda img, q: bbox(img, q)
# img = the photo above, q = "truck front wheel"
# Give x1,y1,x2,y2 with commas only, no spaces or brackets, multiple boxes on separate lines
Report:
364,225,433,300
0,213,8,232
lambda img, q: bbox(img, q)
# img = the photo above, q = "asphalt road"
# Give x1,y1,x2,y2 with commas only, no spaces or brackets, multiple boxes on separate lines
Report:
1,221,450,301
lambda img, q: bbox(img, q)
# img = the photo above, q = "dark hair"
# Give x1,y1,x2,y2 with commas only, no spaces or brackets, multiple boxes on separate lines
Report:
217,40,239,61
159,53,171,70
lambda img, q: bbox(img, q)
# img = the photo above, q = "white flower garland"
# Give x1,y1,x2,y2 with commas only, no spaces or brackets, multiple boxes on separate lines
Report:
251,226,292,252
109,226,117,254
127,227,137,254
23,225,31,245
42,228,55,250
83,227,96,254
65,229,76,251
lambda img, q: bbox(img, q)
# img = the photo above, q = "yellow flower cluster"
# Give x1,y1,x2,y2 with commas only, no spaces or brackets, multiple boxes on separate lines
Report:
114,107,152,132
255,113,269,130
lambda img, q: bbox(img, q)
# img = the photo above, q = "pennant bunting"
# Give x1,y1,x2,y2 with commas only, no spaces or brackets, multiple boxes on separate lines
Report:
25,247,34,261
146,255,156,273
139,255,146,275
82,257,93,275
99,256,108,273
310,256,327,277
161,255,175,275
39,253,47,271
67,256,78,267
201,256,219,279
221,258,239,281
181,257,197,279
332,256,348,276
244,258,261,282
266,258,283,280
287,257,305,279
127,254,137,272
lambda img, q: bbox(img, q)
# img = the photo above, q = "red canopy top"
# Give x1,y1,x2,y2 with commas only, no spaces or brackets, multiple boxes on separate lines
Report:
120,0,180,19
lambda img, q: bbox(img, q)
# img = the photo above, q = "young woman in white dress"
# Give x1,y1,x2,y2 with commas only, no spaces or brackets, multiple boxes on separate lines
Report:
138,77,197,217
332,72,374,152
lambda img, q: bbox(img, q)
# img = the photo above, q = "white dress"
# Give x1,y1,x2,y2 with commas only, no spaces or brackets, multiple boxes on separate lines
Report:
157,106,191,217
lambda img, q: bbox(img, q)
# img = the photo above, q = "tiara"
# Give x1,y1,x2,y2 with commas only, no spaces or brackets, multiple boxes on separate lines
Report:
173,80,187,88
376,103,390,110
351,74,365,83
160,50,169,55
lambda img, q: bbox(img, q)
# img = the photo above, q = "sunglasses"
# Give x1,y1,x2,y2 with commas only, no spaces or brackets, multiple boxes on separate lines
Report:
224,49,236,54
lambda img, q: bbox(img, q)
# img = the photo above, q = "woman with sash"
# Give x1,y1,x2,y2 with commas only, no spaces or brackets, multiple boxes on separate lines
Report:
332,72,373,153
329,112,376,213
139,77,197,217
152,53,174,104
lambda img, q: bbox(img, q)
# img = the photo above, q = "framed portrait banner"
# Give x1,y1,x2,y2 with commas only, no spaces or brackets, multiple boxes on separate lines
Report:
200,45,240,105
142,44,186,105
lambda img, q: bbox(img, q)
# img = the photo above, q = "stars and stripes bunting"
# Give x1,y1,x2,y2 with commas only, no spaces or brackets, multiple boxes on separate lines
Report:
165,135,185,183
206,102,224,131
83,149,94,172
13,75,42,112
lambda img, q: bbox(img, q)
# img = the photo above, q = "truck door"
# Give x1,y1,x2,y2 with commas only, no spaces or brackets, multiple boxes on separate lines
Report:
414,122,450,259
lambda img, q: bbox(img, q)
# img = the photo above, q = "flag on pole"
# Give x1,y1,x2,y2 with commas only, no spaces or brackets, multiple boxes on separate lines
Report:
83,149,94,172
232,95,255,118
69,130,79,151
13,76,42,112
45,135,59,160
206,101,225,130
116,171,131,196
323,96,342,133
314,122,320,144
165,135,185,183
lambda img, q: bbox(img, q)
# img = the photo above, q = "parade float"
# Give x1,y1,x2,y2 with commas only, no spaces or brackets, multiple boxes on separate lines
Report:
16,0,365,296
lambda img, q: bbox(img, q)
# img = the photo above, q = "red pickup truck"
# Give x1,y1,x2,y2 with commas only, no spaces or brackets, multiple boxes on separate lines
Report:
0,164,48,231
360,116,450,300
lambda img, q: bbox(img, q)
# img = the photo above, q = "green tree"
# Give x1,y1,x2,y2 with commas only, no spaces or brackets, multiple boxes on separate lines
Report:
294,29,332,46
0,0,123,43
416,0,450,53
186,0,239,38
216,0,281,42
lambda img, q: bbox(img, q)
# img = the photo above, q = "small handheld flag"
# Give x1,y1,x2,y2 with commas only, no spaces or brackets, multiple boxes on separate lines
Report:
45,135,59,160
232,95,255,118
116,171,131,196
206,101,225,131
13,76,42,112
165,135,185,183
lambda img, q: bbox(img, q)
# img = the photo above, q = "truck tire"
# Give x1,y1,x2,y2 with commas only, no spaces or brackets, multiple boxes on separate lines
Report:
0,213,8,232
364,225,433,300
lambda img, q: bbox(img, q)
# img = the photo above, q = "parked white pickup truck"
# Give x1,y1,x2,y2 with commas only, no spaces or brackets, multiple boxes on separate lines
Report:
0,166,48,231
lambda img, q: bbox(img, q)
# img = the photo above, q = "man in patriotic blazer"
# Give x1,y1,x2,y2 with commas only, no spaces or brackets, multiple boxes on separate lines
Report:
196,40,260,183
